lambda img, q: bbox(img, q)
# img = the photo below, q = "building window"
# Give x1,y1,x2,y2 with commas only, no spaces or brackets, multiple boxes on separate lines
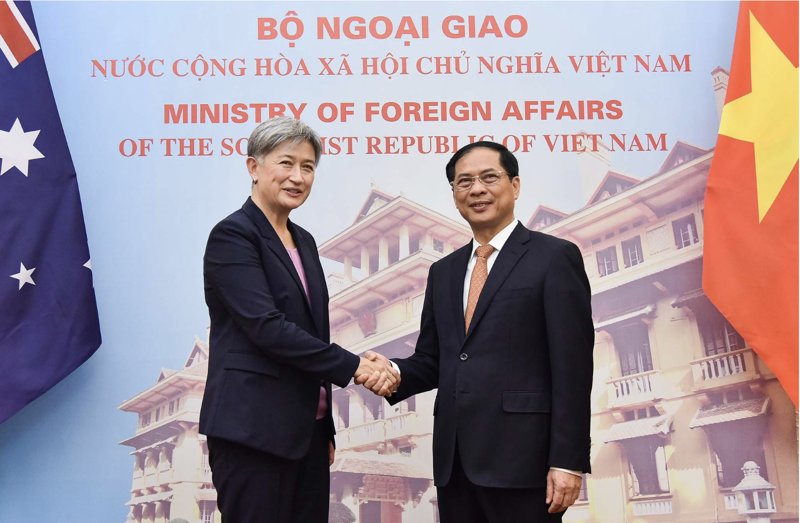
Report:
615,322,653,376
155,407,161,423
627,438,670,496
201,501,216,523
162,502,170,523
699,317,745,356
168,400,175,416
433,238,444,253
579,473,589,502
596,246,619,277
622,236,644,268
710,418,769,488
672,215,699,248
141,412,151,428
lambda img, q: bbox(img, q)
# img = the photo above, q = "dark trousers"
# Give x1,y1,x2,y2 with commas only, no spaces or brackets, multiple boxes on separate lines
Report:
438,443,565,523
207,419,330,523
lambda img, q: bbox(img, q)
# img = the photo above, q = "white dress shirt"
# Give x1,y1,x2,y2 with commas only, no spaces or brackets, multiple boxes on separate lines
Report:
393,217,581,478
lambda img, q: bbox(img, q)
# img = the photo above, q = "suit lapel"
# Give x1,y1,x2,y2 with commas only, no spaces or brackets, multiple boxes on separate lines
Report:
450,242,473,345
291,221,325,337
464,223,531,343
242,198,312,318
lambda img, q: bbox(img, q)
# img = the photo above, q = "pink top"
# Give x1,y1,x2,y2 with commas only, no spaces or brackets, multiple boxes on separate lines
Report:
287,248,328,420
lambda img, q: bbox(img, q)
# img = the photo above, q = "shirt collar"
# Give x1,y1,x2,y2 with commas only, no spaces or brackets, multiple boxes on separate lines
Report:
470,218,519,259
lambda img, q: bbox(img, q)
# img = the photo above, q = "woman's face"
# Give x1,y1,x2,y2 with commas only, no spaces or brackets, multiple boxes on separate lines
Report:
248,139,316,215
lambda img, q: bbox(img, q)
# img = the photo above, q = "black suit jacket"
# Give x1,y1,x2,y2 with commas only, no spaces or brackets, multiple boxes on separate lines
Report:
199,198,360,459
388,223,594,488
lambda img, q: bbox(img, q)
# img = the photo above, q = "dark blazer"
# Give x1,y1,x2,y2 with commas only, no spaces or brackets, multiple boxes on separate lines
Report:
199,198,360,460
388,222,594,488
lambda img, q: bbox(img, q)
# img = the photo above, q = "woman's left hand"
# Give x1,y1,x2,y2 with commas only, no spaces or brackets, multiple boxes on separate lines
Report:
329,441,335,466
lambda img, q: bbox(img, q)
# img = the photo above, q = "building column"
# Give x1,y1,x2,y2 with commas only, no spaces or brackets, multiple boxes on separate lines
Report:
444,240,454,254
349,390,368,427
378,235,389,270
422,232,434,252
344,256,353,281
361,246,370,279
399,223,410,259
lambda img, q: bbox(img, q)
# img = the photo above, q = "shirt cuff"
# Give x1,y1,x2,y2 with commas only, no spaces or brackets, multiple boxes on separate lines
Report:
550,467,582,477
390,361,401,374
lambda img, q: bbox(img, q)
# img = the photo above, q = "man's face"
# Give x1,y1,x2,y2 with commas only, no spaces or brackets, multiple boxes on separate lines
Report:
452,147,520,231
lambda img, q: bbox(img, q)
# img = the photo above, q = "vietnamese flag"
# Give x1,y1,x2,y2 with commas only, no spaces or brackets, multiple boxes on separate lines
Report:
703,1,799,406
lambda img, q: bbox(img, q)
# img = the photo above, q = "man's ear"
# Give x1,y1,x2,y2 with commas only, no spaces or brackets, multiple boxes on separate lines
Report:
512,175,521,200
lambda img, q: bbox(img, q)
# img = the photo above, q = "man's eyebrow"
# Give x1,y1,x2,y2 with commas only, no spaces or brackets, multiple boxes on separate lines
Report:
456,168,499,177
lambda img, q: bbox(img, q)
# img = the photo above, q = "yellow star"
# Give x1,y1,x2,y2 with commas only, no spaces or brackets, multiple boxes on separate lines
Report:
719,11,799,222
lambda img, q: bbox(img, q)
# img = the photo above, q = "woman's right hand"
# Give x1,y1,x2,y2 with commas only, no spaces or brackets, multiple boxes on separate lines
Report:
354,355,399,396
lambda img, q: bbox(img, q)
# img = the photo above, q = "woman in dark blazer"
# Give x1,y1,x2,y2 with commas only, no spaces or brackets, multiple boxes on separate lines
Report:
199,117,399,523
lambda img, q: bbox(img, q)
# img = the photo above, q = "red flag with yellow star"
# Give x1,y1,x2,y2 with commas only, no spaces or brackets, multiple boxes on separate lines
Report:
703,1,799,407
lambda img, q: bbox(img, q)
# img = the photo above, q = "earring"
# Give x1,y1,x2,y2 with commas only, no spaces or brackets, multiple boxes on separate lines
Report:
252,178,258,184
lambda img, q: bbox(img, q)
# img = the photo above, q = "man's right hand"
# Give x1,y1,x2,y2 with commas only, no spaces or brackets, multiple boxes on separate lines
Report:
354,353,399,396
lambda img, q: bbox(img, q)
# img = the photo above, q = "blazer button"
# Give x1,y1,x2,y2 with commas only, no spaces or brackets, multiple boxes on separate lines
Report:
460,353,468,361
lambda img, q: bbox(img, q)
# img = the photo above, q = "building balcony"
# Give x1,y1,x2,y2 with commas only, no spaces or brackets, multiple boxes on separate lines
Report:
338,419,387,451
631,496,673,516
143,471,159,488
196,466,213,482
385,412,419,439
337,412,433,452
132,470,144,490
690,349,760,392
157,467,174,484
606,370,663,410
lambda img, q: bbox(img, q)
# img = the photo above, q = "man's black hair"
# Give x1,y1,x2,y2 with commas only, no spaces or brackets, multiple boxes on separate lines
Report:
445,141,519,183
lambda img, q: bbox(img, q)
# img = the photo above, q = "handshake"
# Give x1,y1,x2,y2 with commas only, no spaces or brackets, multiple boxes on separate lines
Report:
352,351,399,397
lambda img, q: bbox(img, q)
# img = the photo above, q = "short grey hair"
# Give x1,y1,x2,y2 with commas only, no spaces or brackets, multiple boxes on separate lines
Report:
247,116,323,166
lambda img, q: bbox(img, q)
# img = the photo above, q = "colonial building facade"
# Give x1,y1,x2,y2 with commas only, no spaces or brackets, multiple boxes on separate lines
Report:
119,337,218,523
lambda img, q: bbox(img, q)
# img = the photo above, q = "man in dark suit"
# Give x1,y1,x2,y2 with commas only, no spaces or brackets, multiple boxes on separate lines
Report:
363,141,594,522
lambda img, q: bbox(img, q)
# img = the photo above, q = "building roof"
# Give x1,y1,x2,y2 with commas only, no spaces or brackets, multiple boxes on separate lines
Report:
184,359,209,377
526,205,568,230
604,414,673,443
125,491,173,506
183,337,209,369
538,142,713,246
688,397,770,429
595,304,655,330
319,193,471,265
129,435,178,455
328,250,439,323
157,368,177,382
119,335,209,413
655,140,709,176
586,170,641,206
671,288,706,308
331,453,433,480
354,187,398,224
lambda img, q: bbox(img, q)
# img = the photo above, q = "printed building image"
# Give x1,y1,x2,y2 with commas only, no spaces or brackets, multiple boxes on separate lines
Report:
118,67,798,523
118,337,218,523
540,135,798,523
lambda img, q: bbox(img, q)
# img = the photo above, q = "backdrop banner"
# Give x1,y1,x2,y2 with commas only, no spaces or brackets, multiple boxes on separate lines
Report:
0,3,797,523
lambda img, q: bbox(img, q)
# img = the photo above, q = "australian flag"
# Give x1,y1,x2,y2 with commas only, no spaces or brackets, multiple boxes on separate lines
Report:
0,1,101,424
